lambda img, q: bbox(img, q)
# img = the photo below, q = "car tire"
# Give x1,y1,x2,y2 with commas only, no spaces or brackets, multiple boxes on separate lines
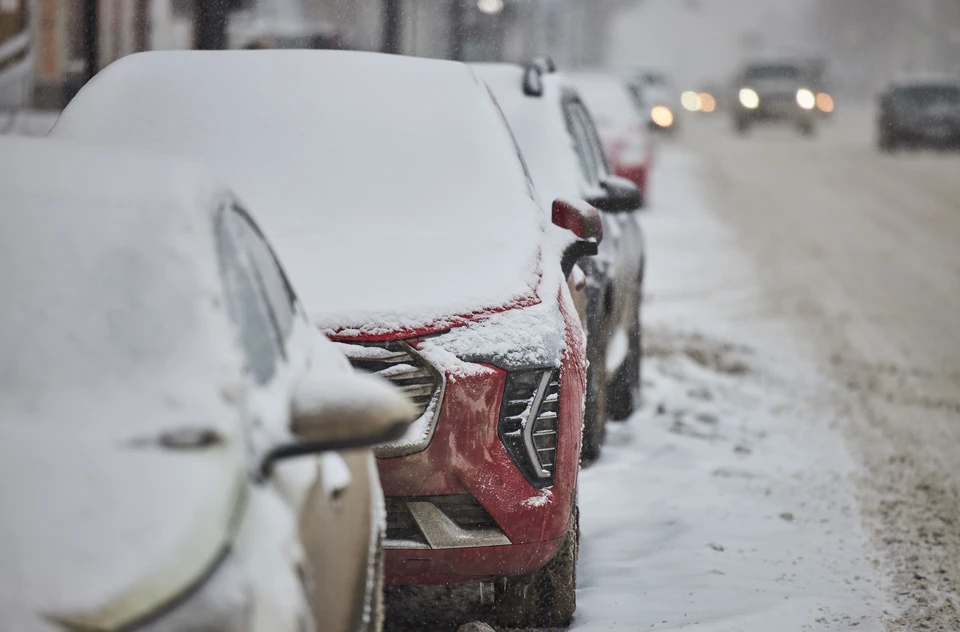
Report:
607,269,643,422
735,117,749,135
494,507,579,629
581,339,607,464
798,120,815,137
581,285,609,463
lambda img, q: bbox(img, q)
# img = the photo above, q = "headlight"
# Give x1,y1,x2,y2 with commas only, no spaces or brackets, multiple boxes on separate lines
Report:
681,90,701,112
739,88,759,109
498,368,560,488
651,105,674,128
816,92,834,113
796,88,816,110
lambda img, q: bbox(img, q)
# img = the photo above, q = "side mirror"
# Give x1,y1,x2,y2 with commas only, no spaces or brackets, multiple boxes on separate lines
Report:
587,175,642,212
260,372,416,478
552,198,603,277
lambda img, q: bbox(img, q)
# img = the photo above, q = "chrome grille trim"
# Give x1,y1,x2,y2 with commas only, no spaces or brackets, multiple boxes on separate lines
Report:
336,340,445,458
383,494,510,550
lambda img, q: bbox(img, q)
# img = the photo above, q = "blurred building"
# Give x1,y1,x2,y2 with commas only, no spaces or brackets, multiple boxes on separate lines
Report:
9,0,636,111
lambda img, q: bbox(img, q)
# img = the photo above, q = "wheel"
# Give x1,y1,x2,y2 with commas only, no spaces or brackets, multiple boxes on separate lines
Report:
494,508,579,628
607,271,643,422
735,117,749,135
798,119,815,136
581,287,609,463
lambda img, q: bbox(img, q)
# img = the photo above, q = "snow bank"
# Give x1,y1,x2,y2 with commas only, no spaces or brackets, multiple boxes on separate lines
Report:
574,149,890,631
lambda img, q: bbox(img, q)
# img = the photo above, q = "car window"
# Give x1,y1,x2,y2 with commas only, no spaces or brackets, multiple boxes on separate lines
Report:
744,65,801,82
571,99,612,177
892,86,960,107
562,99,601,187
226,205,297,342
215,207,282,385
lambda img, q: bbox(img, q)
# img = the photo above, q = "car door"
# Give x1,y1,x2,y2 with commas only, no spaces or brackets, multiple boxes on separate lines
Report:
219,203,381,632
565,95,646,361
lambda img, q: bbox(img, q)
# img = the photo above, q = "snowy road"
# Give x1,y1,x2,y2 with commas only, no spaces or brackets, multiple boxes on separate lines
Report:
387,110,960,631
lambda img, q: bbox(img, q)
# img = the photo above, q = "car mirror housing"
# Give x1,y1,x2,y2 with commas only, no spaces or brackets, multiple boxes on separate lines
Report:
260,371,416,478
552,198,603,277
587,175,642,213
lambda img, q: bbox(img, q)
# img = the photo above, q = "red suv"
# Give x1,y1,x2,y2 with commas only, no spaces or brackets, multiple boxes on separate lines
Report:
51,50,601,627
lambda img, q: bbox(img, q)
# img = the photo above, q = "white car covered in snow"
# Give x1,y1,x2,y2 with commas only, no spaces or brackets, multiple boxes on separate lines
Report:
0,137,415,632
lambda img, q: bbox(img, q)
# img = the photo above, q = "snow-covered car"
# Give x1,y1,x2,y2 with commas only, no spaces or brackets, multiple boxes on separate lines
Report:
569,72,654,207
52,50,601,628
0,136,416,632
475,61,647,461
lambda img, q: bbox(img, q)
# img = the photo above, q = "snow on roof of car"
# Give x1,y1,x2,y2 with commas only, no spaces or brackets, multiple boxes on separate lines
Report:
0,136,250,629
473,63,589,210
566,72,643,133
53,50,546,336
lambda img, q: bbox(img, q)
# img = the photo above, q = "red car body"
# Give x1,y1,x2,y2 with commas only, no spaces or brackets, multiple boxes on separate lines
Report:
603,126,652,205
331,286,585,585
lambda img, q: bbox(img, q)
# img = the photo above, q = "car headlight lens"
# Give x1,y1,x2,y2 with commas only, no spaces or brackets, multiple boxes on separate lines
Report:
650,105,674,128
816,92,834,113
739,88,759,109
796,88,816,110
498,368,560,488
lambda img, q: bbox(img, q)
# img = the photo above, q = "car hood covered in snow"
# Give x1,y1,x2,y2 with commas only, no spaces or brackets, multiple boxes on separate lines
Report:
0,138,248,631
52,50,547,337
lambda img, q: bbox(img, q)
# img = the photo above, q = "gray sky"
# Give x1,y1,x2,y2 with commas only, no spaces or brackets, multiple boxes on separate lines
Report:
605,0,816,89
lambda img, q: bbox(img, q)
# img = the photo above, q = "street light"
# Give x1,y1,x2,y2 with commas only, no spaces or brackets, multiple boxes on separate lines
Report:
477,0,504,16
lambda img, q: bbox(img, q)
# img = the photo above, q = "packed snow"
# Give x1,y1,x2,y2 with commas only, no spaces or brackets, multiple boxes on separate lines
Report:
51,50,549,336
574,149,889,631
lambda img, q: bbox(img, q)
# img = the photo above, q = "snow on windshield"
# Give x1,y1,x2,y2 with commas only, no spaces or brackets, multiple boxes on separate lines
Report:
52,50,547,336
474,64,586,209
0,138,237,413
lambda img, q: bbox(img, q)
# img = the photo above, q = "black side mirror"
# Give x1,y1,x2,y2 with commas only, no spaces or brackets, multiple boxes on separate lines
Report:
588,175,642,213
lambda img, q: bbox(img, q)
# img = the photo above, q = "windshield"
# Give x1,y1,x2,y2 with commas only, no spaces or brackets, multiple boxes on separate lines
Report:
892,85,960,107
744,64,802,82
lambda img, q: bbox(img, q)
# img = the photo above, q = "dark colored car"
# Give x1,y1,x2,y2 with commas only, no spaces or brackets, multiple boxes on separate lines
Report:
878,78,960,152
733,60,818,136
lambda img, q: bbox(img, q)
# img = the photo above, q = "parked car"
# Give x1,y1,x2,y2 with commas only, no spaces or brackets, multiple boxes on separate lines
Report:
52,50,601,628
877,76,960,152
568,72,653,207
0,136,416,632
474,61,647,462
732,59,818,136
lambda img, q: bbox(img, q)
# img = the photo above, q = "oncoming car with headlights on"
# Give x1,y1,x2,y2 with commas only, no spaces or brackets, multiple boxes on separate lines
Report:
0,136,416,632
733,59,818,136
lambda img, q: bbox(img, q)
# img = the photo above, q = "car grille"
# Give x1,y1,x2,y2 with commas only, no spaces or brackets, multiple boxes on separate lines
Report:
533,374,560,471
336,340,440,416
498,368,560,488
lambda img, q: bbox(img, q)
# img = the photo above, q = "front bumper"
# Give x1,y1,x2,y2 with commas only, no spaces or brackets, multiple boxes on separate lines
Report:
370,303,586,585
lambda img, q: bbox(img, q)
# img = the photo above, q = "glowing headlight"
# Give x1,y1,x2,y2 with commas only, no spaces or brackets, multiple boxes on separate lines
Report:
739,88,759,109
681,91,701,112
796,88,816,110
651,105,674,128
816,92,834,113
